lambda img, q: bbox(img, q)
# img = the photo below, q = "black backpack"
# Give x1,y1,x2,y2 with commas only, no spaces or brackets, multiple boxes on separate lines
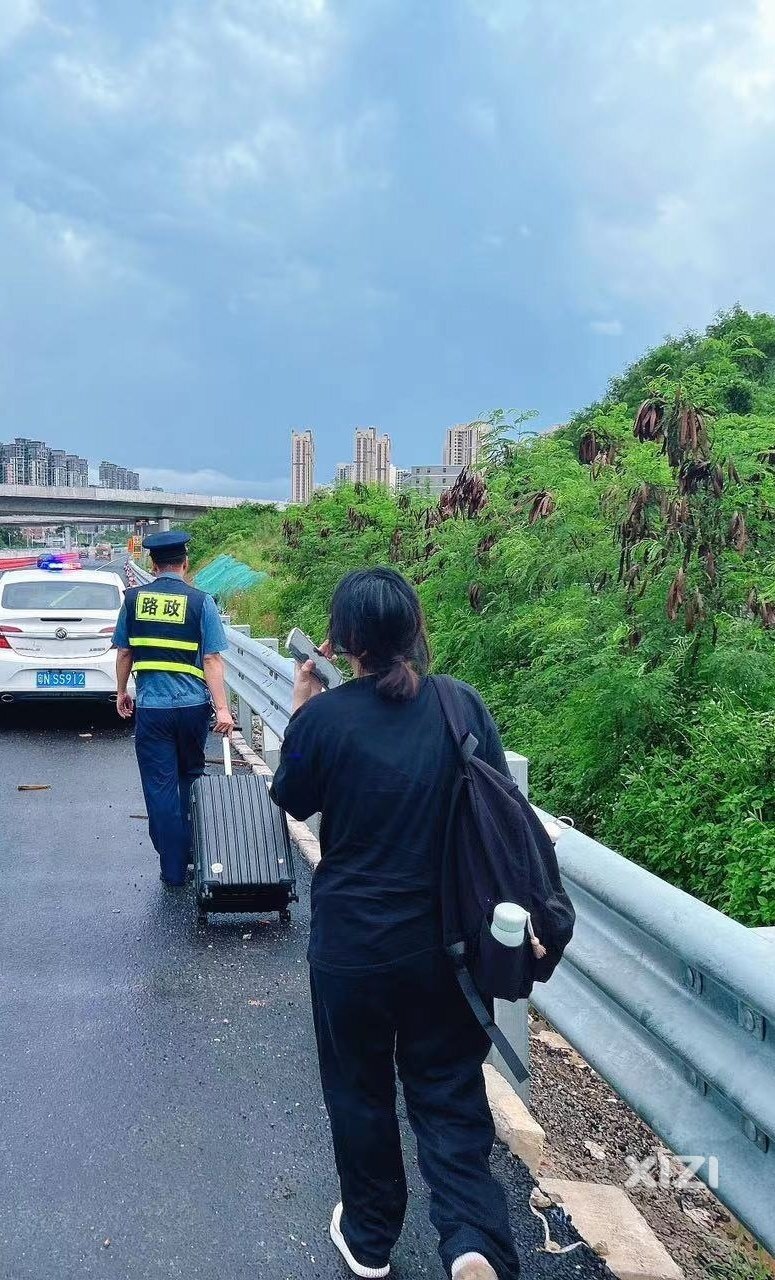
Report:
433,676,575,1082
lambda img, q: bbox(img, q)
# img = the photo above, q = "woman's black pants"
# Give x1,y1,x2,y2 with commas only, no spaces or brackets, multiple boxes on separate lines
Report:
310,950,521,1278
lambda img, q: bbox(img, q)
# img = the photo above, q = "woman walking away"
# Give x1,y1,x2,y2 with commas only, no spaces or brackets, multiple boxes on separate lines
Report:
270,568,521,1280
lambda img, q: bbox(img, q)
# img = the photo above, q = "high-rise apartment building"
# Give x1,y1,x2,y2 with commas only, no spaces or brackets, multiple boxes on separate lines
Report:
443,422,488,469
353,427,392,486
291,430,315,504
353,427,377,484
99,460,140,489
0,437,89,487
334,463,353,486
376,434,392,487
65,455,89,487
48,449,69,486
2,438,48,485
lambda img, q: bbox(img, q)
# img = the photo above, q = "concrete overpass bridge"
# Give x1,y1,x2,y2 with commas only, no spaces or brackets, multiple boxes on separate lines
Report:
0,483,283,529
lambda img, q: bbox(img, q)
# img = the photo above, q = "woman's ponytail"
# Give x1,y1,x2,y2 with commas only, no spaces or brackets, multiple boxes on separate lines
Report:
375,655,420,702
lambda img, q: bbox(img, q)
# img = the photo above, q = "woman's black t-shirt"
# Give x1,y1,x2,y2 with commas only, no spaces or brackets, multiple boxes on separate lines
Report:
270,675,510,974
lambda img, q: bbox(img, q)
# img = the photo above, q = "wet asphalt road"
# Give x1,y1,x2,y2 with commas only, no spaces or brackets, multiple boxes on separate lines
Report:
0,705,609,1280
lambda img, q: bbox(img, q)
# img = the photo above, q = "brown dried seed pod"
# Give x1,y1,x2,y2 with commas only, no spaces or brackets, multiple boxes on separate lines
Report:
729,512,748,553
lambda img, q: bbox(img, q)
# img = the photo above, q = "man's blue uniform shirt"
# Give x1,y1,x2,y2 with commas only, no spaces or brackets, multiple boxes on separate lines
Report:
113,571,228,709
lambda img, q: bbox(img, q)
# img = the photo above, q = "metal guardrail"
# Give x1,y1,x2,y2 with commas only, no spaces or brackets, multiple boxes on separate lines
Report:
223,628,294,744
125,561,775,1249
125,558,153,586
531,814,775,1252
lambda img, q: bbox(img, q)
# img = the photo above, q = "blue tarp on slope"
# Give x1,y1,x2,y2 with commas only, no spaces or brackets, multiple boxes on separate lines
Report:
194,554,266,604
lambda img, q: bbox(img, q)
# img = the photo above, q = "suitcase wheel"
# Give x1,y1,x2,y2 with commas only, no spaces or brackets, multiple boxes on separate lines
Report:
279,907,292,925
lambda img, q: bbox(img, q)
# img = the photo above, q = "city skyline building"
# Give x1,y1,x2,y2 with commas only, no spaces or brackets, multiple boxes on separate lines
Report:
334,462,353,486
353,426,377,484
443,421,488,469
291,429,315,504
376,433,392,487
352,426,392,486
65,454,88,486
0,437,90,487
99,460,140,490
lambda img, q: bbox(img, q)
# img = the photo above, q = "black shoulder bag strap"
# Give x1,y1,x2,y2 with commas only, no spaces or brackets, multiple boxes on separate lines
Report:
431,676,530,1084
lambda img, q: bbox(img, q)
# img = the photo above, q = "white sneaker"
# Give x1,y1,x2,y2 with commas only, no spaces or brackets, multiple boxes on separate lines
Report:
329,1203,390,1279
451,1254,498,1280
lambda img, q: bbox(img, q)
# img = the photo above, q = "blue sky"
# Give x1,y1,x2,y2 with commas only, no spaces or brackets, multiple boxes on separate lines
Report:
1,0,774,498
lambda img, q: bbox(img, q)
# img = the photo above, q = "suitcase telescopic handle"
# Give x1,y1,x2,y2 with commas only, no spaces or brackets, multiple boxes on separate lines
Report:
222,733,233,778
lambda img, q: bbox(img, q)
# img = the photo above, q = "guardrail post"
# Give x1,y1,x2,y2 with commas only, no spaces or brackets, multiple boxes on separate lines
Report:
262,724,281,772
237,697,253,743
488,751,532,1104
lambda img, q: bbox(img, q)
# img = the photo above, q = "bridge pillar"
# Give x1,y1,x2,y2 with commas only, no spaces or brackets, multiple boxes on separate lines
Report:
158,518,171,533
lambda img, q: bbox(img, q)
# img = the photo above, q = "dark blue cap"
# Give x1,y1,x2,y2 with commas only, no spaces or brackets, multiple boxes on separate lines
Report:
142,530,192,556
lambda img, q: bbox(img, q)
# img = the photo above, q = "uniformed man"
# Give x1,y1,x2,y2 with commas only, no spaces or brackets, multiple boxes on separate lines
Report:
112,531,234,886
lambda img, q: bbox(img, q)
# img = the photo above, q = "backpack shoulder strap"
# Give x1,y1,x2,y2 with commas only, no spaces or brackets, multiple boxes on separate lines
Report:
449,946,530,1083
431,675,479,762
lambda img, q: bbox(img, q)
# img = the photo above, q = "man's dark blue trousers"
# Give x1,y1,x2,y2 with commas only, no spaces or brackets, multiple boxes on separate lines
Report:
134,703,210,884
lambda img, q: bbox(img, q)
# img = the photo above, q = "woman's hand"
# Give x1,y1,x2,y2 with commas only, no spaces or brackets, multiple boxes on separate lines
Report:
292,658,325,713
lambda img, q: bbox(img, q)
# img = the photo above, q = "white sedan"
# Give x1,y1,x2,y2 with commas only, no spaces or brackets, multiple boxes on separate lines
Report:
0,567,129,703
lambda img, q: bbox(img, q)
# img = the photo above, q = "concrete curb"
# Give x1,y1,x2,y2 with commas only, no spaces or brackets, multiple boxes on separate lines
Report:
539,1180,685,1280
483,1064,545,1174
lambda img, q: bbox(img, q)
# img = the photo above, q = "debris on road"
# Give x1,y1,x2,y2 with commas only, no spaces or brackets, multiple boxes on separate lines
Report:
17,784,50,791
528,1187,587,1257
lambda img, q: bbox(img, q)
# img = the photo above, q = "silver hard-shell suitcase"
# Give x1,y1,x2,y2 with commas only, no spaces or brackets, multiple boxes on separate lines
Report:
191,737,297,924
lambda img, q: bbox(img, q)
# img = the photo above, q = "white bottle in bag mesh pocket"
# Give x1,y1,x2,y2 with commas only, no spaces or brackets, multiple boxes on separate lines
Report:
490,902,529,948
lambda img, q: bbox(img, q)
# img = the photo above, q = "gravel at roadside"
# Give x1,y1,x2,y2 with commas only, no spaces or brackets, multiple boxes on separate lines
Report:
529,1014,773,1280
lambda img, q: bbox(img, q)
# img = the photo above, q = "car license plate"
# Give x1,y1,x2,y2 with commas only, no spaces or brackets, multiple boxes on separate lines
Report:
36,670,86,689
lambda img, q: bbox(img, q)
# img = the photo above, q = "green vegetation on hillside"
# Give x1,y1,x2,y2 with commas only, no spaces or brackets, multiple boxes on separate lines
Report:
191,308,775,925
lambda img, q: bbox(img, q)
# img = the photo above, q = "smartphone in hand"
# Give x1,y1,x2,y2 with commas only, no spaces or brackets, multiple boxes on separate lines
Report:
286,629,343,689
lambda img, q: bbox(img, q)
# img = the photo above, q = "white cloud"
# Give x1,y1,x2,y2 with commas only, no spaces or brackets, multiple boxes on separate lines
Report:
561,2,775,322
467,0,529,34
633,19,717,70
0,0,38,52
188,119,301,193
480,232,505,251
700,0,775,124
57,226,94,269
589,319,623,337
137,467,287,500
50,0,337,125
52,55,130,111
